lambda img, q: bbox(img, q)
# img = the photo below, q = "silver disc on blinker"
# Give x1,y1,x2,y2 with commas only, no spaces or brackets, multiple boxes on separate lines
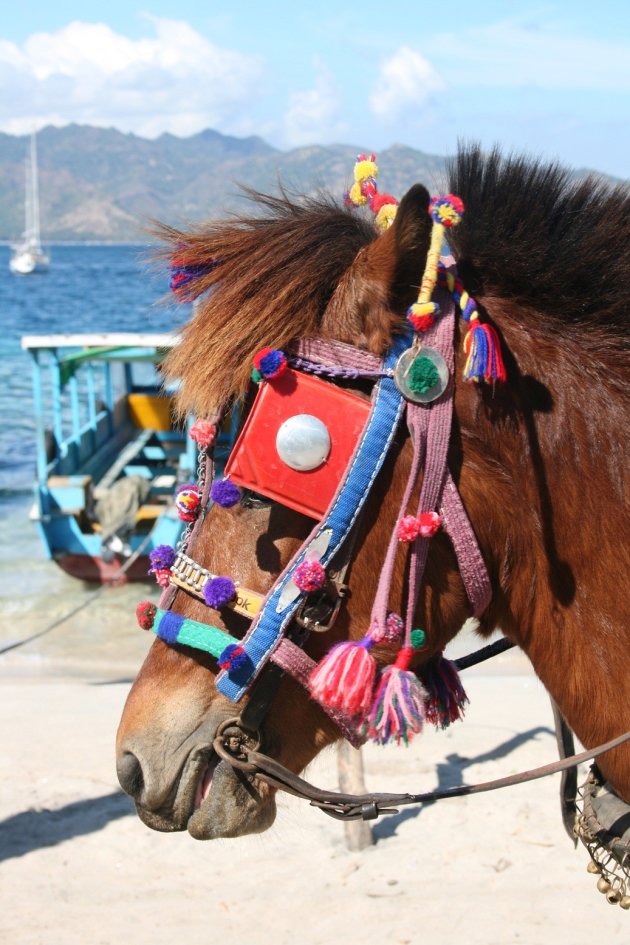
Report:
276,414,331,471
393,346,450,404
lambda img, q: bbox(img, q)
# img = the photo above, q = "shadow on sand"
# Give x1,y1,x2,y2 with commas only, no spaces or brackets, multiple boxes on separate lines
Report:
0,791,134,862
373,725,554,842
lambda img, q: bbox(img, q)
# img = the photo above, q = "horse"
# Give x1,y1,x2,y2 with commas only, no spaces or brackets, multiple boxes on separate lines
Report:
116,146,630,850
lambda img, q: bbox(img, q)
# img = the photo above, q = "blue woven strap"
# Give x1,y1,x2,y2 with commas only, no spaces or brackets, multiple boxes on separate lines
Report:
216,332,411,702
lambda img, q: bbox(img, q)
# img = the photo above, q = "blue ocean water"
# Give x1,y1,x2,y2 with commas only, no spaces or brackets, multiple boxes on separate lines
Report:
0,243,188,498
0,244,191,667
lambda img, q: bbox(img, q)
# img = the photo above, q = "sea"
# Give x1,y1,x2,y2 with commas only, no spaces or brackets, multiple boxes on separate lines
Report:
0,244,191,677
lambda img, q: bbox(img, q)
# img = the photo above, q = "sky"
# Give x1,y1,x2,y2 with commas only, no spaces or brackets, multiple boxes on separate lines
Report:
1,1,629,178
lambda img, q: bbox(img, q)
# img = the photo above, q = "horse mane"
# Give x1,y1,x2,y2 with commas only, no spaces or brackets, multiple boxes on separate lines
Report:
162,146,629,418
159,191,378,418
446,146,630,347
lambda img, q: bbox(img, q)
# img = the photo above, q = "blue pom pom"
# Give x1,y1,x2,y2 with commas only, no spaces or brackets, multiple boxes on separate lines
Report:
218,643,250,673
258,350,286,379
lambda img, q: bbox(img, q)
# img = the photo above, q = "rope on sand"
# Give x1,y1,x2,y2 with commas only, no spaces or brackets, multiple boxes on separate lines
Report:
0,531,154,656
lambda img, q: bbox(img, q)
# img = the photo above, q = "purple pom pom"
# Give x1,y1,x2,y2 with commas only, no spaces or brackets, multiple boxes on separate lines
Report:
149,544,176,572
203,576,236,609
210,479,241,508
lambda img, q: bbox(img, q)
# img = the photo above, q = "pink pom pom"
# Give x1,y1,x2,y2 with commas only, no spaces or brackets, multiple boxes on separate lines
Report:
293,560,326,593
370,612,404,644
418,511,441,537
189,419,216,448
398,515,421,542
398,512,441,542
154,568,172,588
309,636,376,717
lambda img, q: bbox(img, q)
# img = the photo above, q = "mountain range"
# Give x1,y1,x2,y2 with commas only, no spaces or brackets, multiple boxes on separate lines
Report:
0,124,618,242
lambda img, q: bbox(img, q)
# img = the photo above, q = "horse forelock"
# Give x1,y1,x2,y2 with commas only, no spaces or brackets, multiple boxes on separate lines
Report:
160,191,379,419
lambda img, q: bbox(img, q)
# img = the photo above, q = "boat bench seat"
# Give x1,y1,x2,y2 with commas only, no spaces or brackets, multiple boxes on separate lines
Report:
47,474,93,513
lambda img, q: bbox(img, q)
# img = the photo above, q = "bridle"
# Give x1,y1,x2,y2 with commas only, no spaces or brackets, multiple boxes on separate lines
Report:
139,277,630,825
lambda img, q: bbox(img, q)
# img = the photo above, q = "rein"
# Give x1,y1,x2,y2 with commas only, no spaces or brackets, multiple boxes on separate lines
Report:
212,724,630,822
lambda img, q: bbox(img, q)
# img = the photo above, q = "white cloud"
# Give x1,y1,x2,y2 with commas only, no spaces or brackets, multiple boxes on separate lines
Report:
0,19,266,137
370,47,446,121
283,64,345,147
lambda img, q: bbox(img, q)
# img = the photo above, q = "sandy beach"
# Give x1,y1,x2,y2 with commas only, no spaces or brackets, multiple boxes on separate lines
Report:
1,607,628,945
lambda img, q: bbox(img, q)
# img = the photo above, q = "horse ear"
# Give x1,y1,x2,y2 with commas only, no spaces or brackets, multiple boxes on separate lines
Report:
322,183,433,353
386,183,433,308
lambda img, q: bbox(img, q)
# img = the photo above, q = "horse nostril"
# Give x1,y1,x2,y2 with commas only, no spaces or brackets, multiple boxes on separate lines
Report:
117,750,145,800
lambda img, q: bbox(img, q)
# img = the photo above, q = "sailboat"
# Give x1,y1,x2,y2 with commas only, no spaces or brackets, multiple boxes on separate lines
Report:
10,131,50,275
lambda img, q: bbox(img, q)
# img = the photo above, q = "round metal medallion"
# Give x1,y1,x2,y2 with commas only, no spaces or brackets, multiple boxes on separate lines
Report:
393,346,449,404
276,414,331,471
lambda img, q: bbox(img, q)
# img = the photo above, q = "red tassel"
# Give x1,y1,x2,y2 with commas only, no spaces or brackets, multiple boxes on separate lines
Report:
309,635,376,717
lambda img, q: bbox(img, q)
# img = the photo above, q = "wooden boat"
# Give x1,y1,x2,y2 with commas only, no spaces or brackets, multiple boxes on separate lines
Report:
20,332,234,583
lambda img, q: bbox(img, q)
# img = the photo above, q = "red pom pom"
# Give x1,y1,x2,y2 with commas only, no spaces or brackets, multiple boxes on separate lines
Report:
407,311,437,332
370,192,397,214
360,178,377,200
398,515,421,542
418,511,441,537
136,601,157,630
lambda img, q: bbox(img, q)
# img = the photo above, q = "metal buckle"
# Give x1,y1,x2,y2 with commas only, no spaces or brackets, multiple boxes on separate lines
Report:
294,582,348,633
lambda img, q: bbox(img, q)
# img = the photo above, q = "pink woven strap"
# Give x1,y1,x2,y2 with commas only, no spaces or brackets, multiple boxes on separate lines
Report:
271,639,365,748
291,337,384,373
440,474,492,617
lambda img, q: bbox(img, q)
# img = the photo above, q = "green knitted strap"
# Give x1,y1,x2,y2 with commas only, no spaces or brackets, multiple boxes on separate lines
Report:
152,607,238,657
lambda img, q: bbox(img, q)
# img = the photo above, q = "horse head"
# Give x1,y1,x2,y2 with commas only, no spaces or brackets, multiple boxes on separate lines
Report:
116,148,630,841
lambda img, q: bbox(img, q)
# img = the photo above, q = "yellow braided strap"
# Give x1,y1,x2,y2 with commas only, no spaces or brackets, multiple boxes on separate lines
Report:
407,195,464,333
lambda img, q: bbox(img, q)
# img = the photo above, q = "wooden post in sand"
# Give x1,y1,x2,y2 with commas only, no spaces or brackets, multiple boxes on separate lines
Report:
337,741,374,850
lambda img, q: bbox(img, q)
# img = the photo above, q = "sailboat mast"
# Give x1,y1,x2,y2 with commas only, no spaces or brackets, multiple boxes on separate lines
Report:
30,132,41,244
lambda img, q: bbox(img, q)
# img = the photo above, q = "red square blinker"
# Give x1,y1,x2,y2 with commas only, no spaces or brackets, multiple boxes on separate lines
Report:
224,369,371,519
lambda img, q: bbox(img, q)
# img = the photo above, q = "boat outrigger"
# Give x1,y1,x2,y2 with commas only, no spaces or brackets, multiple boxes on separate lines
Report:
21,333,235,582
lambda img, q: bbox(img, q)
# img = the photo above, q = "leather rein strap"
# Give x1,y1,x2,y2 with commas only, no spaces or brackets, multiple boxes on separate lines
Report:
213,727,630,823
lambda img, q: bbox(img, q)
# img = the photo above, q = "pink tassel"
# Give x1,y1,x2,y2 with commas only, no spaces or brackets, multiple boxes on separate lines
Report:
309,634,376,718
420,656,469,729
364,647,426,746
